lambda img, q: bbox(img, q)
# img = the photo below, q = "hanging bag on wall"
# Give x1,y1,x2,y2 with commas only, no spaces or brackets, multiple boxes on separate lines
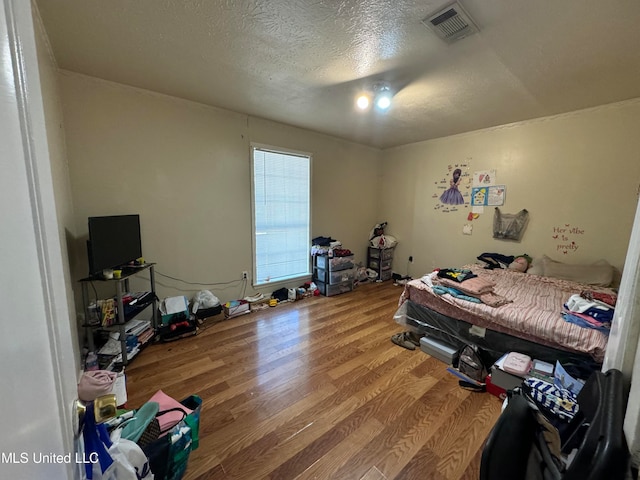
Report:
493,208,529,241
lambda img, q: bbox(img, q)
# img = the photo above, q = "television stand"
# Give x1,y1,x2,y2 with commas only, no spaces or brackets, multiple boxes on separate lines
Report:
79,263,158,369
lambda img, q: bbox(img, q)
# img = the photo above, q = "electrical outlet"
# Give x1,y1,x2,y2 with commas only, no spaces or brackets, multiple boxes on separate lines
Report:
242,271,248,280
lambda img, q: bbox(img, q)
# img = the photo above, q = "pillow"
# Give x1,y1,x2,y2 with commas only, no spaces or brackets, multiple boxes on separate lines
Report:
527,255,556,276
542,258,614,287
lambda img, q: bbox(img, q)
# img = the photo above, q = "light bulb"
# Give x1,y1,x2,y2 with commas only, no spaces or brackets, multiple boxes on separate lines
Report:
376,94,391,110
356,95,370,110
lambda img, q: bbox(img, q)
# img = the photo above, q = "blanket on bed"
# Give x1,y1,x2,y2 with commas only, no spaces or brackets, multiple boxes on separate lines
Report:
399,264,612,362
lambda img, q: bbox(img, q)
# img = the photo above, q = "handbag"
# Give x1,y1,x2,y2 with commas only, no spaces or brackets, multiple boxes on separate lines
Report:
142,418,192,480
138,407,188,447
139,395,202,480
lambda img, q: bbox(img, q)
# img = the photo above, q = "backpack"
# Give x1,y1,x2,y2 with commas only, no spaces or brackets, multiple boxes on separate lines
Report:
458,344,488,383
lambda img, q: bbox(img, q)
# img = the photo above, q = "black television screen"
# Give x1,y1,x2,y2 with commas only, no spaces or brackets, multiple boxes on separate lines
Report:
87,215,142,275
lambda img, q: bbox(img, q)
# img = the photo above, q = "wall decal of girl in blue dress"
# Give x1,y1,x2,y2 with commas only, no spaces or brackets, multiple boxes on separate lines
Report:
440,168,465,205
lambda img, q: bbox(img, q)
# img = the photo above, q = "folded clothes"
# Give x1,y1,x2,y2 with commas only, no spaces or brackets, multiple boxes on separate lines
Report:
433,283,510,307
562,312,610,334
478,291,512,308
565,294,612,314
565,294,614,322
437,268,477,282
432,285,482,303
580,290,617,307
436,276,496,295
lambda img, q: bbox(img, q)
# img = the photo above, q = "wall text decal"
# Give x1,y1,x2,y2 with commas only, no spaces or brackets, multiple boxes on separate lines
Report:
552,223,585,254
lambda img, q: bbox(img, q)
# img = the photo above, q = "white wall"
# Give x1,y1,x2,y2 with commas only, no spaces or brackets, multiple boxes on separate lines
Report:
380,99,640,278
33,3,80,373
59,72,383,302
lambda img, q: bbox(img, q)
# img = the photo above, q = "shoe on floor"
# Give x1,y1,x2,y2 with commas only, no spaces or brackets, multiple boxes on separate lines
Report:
406,331,421,346
391,332,416,350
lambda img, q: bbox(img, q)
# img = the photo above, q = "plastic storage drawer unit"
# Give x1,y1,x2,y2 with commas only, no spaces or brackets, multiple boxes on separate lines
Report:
329,268,355,285
379,270,393,281
316,255,355,271
368,247,394,260
368,258,392,270
316,280,353,297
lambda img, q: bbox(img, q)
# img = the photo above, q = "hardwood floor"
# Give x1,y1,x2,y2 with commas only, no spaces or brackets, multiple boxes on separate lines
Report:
125,281,502,480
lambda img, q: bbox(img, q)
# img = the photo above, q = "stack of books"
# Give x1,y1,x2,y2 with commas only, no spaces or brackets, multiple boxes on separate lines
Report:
125,319,154,348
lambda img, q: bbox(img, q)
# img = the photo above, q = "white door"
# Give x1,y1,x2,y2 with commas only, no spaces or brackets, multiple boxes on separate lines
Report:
0,1,79,479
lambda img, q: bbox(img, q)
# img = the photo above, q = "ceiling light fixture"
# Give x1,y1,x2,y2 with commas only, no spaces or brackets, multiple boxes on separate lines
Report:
355,83,394,113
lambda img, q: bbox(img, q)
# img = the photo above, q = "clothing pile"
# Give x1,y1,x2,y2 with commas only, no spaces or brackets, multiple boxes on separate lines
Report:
422,268,512,307
310,236,349,256
562,290,616,334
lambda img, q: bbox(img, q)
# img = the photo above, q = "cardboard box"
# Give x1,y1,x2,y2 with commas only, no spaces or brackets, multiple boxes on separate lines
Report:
224,300,249,318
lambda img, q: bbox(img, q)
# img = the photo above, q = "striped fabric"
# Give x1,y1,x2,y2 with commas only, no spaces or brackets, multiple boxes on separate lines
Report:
399,265,611,362
524,378,579,421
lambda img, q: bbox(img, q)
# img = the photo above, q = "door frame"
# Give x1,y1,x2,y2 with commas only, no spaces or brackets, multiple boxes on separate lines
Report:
1,0,78,478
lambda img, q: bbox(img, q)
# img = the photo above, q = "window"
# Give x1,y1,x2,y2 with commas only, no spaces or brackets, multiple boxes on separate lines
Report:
251,145,311,285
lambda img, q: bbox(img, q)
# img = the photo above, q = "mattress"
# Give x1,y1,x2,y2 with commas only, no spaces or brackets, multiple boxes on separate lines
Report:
397,265,612,363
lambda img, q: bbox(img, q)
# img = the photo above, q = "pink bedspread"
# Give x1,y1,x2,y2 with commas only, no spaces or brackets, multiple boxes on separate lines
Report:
399,265,611,362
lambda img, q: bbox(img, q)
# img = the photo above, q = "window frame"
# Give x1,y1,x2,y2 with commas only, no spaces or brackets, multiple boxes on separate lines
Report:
250,142,312,287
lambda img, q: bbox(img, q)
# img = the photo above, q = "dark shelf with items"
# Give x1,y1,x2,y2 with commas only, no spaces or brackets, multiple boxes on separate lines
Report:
80,263,158,368
82,294,156,328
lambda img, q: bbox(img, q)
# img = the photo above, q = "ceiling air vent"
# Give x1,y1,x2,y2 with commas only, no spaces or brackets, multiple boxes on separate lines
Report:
421,2,479,44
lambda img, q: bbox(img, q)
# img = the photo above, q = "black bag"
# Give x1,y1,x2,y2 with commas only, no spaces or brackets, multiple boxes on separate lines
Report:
458,344,488,383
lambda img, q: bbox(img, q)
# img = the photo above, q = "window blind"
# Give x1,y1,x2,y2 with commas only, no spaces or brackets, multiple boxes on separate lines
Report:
252,147,311,285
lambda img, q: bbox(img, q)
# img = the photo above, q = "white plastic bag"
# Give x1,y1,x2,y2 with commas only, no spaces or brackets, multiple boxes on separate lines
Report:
90,438,153,480
82,404,153,480
369,234,397,249
191,290,220,313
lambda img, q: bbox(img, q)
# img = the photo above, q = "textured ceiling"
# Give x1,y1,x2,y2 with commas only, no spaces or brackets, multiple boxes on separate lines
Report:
36,0,640,149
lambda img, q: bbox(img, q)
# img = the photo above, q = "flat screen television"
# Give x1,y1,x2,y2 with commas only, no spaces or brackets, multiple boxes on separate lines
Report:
87,214,142,276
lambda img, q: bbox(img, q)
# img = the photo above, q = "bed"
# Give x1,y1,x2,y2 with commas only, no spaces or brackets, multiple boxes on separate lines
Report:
395,264,614,372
